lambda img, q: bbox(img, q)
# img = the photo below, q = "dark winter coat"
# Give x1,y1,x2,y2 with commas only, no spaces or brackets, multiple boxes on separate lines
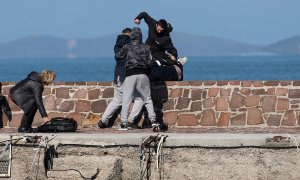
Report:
135,12,178,61
115,27,154,77
113,34,131,83
9,71,47,117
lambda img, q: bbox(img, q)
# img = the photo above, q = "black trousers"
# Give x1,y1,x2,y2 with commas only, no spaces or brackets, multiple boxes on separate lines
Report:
19,106,37,129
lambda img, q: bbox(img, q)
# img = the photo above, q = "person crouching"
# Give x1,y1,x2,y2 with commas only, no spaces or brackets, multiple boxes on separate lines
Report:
9,70,56,133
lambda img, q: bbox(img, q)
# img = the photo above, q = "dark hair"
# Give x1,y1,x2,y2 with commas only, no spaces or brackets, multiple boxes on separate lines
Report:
122,28,132,34
157,19,168,29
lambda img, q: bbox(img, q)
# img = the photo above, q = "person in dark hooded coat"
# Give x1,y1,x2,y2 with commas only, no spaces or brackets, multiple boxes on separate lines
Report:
9,70,56,133
115,27,159,131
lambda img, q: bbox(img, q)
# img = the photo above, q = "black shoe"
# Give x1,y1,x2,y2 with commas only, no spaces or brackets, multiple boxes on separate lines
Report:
117,123,128,131
98,121,107,129
18,127,30,133
128,122,141,129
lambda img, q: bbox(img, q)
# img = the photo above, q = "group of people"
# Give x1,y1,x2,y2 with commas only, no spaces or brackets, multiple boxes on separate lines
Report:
1,12,186,133
98,12,187,131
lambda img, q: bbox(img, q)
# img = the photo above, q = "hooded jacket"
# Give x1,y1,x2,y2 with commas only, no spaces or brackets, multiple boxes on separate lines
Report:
135,12,178,61
113,34,131,83
9,71,47,117
115,27,154,77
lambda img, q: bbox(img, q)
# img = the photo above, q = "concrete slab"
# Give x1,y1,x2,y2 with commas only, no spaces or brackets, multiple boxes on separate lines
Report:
1,132,300,148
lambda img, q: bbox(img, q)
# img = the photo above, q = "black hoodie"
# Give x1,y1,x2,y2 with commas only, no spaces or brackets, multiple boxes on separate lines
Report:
135,12,178,61
10,71,47,117
113,34,131,83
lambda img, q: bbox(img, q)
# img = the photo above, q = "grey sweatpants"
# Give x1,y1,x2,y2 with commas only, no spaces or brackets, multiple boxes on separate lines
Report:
121,74,156,125
101,80,123,123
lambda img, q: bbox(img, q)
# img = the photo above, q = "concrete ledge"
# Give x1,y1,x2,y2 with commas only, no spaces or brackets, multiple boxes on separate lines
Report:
1,133,299,148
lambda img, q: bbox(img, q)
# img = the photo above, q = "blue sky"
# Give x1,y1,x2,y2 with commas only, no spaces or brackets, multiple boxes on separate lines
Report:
0,0,299,44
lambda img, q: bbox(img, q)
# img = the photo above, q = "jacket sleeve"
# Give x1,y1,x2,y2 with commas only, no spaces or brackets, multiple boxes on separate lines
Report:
115,45,128,60
164,37,178,58
0,96,12,121
33,84,47,118
135,12,157,28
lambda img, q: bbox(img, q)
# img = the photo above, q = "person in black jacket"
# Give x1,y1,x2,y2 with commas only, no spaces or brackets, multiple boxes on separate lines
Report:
9,70,56,133
98,28,132,128
134,11,186,81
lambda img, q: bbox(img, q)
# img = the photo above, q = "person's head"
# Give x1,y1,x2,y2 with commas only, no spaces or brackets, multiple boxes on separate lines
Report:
131,27,142,42
40,70,56,85
156,19,168,34
122,28,132,36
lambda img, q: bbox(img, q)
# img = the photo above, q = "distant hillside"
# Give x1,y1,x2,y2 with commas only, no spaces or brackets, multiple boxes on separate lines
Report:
0,33,293,59
263,36,300,55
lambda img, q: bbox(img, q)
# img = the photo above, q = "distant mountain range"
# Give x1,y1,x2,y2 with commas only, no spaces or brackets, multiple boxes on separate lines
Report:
0,33,299,59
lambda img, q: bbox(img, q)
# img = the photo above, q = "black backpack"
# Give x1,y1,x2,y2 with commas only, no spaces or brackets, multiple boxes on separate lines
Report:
37,117,77,133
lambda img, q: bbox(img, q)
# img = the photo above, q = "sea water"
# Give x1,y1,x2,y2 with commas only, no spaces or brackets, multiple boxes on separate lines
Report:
0,55,299,82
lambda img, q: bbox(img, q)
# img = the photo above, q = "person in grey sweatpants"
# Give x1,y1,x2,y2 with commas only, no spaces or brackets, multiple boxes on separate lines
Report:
98,28,132,128
115,27,158,131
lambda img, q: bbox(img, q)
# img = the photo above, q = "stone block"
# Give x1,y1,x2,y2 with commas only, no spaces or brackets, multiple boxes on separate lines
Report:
163,99,175,111
191,89,202,100
170,88,183,97
276,88,288,96
282,111,296,126
200,109,216,126
177,114,198,126
252,89,266,95
216,81,228,86
203,81,216,86
228,81,240,86
241,81,252,87
230,113,246,126
220,89,231,96
88,89,101,100
245,95,260,107
175,98,190,110
240,88,251,95
203,98,214,108
56,88,70,99
190,81,203,86
216,97,228,111
163,111,178,125
267,88,275,95
75,100,91,112
73,89,87,99
267,114,281,126
280,81,292,86
43,95,56,110
229,91,245,109
42,87,52,96
253,81,263,87
264,81,280,86
183,89,190,97
91,100,107,113
293,81,300,86
59,100,75,112
103,88,114,98
217,112,230,127
190,101,202,112
247,108,263,125
288,89,300,98
261,96,276,112
208,88,219,97
276,98,289,111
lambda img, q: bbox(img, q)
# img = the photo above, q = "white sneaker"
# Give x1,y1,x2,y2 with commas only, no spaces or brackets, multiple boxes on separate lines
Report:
178,57,188,65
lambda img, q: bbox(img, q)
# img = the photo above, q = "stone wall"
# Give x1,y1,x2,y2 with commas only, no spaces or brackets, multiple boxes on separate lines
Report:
1,81,300,128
